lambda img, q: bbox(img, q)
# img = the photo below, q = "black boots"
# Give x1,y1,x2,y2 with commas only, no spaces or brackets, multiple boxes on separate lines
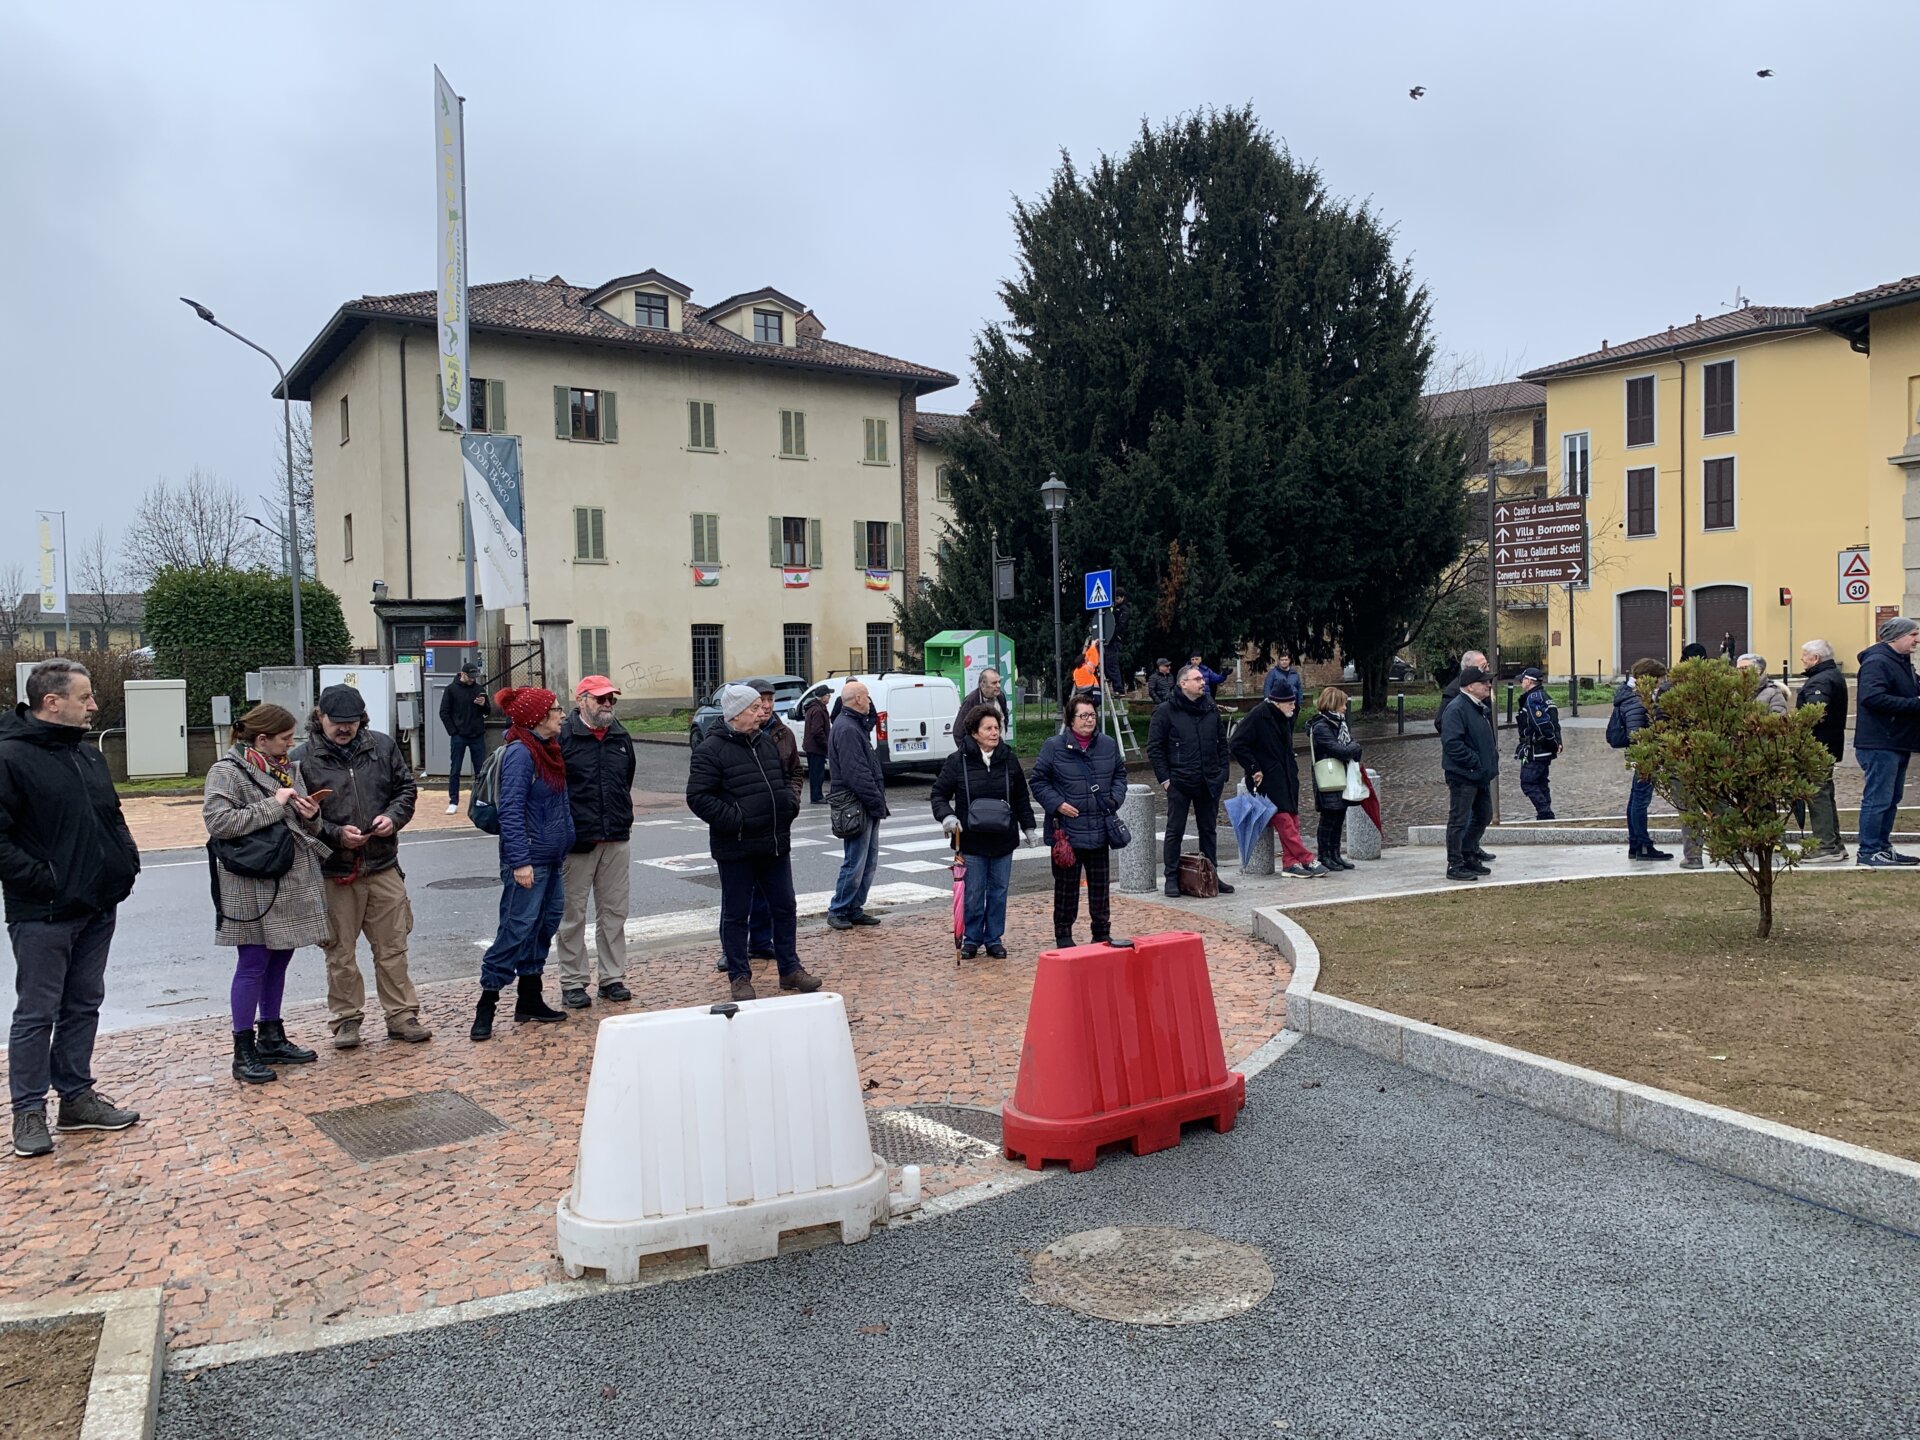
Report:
232,1030,277,1085
513,975,567,1024
470,989,498,1042
254,1019,317,1065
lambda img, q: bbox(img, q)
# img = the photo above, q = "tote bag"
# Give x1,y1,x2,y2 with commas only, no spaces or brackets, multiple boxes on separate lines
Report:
1309,728,1346,793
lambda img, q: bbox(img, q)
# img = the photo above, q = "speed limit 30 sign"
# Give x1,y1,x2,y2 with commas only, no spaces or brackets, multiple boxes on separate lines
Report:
1838,547,1870,604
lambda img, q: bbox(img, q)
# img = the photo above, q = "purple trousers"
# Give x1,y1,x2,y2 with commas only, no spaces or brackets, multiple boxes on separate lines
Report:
231,945,293,1033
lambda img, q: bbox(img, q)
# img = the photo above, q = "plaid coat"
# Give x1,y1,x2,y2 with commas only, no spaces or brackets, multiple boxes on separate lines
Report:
202,747,333,950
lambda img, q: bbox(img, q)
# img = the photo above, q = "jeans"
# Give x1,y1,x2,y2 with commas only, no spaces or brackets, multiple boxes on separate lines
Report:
1051,845,1110,946
8,908,115,1113
718,856,798,981
1519,757,1555,818
1626,775,1655,852
230,945,293,1032
1445,780,1492,867
1857,749,1911,856
448,733,487,803
829,815,882,920
478,863,566,991
960,851,1013,948
806,754,827,805
1163,785,1220,877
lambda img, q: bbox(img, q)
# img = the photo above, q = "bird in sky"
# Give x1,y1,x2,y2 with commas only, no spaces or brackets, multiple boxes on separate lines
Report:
1408,85,1426,99
1756,68,1774,77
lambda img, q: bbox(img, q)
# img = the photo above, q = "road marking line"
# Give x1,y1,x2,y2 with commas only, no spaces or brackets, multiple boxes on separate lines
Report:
470,881,948,948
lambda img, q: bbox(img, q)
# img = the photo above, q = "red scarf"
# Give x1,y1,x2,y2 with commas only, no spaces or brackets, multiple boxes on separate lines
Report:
509,726,567,791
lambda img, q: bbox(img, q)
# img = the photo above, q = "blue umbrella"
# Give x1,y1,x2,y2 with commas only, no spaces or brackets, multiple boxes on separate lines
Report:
1226,786,1277,868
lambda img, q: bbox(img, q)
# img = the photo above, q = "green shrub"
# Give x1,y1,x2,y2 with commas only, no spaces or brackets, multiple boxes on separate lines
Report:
144,567,352,722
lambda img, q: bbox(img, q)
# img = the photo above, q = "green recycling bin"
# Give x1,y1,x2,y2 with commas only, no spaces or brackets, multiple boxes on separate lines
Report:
924,629,1017,740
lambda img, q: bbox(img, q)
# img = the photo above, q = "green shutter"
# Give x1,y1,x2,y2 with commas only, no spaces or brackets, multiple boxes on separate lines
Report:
769,516,781,567
601,389,617,442
706,514,720,564
690,514,704,563
554,386,569,438
808,518,823,569
439,405,455,432
704,402,716,449
488,379,506,433
780,410,793,456
591,509,605,560
854,521,866,568
890,522,905,571
794,411,805,456
688,400,701,449
575,508,591,559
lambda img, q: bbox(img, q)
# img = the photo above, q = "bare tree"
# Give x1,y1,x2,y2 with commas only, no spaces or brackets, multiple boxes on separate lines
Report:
71,527,136,649
0,561,26,650
121,468,267,584
260,404,315,577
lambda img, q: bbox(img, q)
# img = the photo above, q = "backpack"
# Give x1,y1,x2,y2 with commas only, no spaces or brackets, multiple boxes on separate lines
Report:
1605,701,1630,750
468,745,509,834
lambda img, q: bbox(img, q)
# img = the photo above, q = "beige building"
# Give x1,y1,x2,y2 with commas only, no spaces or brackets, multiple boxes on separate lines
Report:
912,410,966,582
281,269,957,704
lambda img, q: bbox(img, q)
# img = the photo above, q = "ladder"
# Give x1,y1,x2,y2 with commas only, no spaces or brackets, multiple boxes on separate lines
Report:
1082,617,1141,756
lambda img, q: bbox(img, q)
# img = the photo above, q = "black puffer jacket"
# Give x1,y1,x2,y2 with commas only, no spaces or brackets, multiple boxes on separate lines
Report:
560,711,636,846
1029,732,1128,851
1796,658,1849,762
1229,701,1301,815
1855,642,1920,753
930,743,1035,860
1307,711,1362,813
0,704,140,924
293,722,417,879
438,677,491,739
1147,690,1229,796
1439,691,1498,785
687,725,800,862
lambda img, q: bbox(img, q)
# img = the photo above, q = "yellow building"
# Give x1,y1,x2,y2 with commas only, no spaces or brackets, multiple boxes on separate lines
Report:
19,594,146,654
1521,307,1875,678
281,270,957,705
913,410,965,583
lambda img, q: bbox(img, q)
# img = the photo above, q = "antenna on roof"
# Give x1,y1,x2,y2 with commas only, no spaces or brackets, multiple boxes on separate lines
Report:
1719,286,1750,312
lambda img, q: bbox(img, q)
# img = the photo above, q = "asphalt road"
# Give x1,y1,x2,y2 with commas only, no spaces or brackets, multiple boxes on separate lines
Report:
103,743,1064,1033
157,1039,1920,1439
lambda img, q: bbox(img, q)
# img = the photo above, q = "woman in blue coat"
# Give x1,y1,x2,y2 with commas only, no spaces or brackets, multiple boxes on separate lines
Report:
1029,693,1129,948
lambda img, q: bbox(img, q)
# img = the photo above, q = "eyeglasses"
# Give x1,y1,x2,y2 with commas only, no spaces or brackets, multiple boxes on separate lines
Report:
584,693,619,704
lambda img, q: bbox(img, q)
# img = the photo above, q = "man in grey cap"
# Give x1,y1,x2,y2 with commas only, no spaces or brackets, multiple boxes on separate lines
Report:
438,660,492,815
296,685,431,1045
1854,616,1920,866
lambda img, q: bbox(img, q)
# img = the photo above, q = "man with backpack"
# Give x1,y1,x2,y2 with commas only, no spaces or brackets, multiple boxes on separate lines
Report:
1514,668,1561,820
1609,659,1672,863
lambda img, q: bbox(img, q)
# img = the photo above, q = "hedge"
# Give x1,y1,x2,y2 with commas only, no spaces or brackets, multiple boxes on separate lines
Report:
144,566,352,722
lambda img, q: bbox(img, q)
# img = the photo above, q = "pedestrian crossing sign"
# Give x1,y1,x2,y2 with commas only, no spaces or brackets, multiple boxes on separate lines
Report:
1084,569,1113,610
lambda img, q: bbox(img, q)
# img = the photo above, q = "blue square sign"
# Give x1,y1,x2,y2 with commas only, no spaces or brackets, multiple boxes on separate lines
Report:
1084,570,1113,610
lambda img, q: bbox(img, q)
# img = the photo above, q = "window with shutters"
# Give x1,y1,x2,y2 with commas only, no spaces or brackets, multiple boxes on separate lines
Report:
571,388,599,441
579,627,610,678
1626,467,1657,537
1530,414,1546,468
866,623,894,674
865,521,891,570
574,507,606,562
687,400,716,451
690,513,719,565
1561,432,1590,497
1625,375,1655,447
753,309,783,344
443,378,505,434
339,394,350,445
863,418,889,465
783,623,813,683
343,513,354,562
779,409,807,458
553,386,618,443
691,625,724,697
635,292,669,329
1702,360,1735,436
1702,457,1736,530
935,465,953,502
781,516,808,567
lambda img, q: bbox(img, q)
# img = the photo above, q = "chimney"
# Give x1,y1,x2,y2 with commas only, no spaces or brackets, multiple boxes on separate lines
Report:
1600,339,1609,352
796,309,825,341
1695,314,1702,324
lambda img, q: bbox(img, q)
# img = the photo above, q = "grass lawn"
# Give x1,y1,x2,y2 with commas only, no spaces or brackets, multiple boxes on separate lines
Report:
1375,682,1614,718
114,776,204,797
622,713,690,736
1302,871,1920,1161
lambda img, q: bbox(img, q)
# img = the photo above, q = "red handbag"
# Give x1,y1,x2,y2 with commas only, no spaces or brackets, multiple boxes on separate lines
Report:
1051,830,1077,869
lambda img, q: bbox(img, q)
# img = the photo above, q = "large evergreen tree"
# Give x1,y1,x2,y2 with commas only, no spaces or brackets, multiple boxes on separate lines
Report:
932,108,1463,709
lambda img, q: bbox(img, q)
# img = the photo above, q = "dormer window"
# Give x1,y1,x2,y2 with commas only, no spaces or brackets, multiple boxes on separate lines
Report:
753,309,783,345
636,292,669,330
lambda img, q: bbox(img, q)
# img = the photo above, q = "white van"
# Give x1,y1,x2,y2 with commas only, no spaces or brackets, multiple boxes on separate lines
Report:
784,673,960,777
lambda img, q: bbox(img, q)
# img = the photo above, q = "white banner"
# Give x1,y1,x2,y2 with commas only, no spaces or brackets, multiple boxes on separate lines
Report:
35,510,66,614
460,434,526,608
434,66,468,431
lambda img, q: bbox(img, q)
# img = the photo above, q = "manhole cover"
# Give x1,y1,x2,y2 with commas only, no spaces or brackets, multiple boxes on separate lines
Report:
308,1090,507,1162
428,876,500,891
1027,1226,1273,1326
867,1105,1002,1165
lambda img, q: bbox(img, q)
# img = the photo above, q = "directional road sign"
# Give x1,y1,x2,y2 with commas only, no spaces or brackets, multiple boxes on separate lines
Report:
1492,495,1589,588
1084,569,1113,610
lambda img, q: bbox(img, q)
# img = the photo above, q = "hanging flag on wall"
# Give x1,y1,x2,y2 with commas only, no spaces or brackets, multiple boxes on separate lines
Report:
864,569,891,592
692,566,720,587
782,568,812,589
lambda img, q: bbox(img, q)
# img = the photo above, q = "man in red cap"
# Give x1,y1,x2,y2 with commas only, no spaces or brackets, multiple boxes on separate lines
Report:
554,675,636,1008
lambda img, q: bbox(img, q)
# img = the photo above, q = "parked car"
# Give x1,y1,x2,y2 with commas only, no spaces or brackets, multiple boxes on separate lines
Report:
782,673,960,777
688,675,808,745
1341,657,1415,684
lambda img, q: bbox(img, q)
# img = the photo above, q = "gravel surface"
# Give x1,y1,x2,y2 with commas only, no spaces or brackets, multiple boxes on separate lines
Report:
159,1040,1920,1439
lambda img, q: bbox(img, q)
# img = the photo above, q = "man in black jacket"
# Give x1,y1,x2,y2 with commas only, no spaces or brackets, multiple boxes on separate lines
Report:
1,661,142,1158
1146,658,1176,706
296,685,429,1048
1795,640,1850,863
1147,665,1235,897
1439,665,1499,881
554,675,637,1008
826,682,890,929
1432,649,1492,734
1854,616,1920,866
687,684,819,1001
957,668,1011,740
438,661,491,813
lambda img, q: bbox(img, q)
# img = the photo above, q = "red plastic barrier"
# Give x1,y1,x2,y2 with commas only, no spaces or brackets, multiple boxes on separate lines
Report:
1001,931,1246,1172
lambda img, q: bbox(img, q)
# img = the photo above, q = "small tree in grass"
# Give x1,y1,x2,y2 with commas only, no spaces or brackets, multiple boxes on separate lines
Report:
1627,658,1834,938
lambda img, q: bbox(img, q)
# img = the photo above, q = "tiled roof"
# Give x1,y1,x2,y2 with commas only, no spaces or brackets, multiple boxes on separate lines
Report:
280,276,957,400
912,411,971,445
1421,381,1544,422
1808,274,1920,317
20,593,146,622
1520,306,1812,381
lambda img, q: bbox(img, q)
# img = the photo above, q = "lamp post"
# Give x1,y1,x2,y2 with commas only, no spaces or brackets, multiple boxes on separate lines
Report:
182,298,304,667
1040,472,1068,707
244,514,290,575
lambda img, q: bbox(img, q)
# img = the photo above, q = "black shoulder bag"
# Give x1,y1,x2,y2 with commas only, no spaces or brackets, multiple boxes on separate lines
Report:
205,759,296,924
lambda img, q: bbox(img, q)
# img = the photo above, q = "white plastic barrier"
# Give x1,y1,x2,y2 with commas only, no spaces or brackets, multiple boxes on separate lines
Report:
557,992,889,1279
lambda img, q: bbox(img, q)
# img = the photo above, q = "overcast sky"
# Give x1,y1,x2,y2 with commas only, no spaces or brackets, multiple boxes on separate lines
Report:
4,0,1914,586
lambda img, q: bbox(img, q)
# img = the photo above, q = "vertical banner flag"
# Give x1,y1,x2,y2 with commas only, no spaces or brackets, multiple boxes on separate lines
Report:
434,66,468,431
459,435,527,608
35,511,67,613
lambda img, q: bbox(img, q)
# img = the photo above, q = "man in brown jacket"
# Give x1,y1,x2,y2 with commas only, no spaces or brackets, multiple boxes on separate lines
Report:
801,691,831,803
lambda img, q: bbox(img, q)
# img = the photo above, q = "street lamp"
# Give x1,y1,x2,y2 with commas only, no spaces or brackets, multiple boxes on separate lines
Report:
244,514,289,575
182,298,305,667
1039,472,1068,707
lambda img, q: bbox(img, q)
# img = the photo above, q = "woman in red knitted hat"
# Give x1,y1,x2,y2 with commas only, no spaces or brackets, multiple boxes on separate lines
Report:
470,686,575,1041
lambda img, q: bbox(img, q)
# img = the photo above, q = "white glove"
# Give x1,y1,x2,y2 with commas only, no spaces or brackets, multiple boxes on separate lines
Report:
942,817,960,839
1022,830,1037,849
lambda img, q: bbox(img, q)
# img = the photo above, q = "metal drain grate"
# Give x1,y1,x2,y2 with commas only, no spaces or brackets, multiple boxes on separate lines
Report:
427,876,500,891
308,1090,507,1162
867,1105,1003,1166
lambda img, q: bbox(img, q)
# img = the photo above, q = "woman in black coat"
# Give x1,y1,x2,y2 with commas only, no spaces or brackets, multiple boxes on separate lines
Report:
1307,687,1362,871
930,709,1036,959
1029,694,1128,948
1229,692,1323,877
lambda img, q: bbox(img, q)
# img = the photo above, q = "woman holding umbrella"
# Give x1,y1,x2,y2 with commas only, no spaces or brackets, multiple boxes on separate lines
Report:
931,708,1036,959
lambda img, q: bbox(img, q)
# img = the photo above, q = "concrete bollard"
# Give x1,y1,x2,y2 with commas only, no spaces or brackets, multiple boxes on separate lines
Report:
1115,783,1159,893
1344,767,1383,860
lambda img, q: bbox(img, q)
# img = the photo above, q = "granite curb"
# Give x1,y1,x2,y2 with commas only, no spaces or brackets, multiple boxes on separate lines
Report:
0,1287,165,1440
1255,903,1920,1237
1408,823,1919,847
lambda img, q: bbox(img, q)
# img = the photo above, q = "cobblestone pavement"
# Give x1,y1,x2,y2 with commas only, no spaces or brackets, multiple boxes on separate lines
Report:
0,895,1282,1354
